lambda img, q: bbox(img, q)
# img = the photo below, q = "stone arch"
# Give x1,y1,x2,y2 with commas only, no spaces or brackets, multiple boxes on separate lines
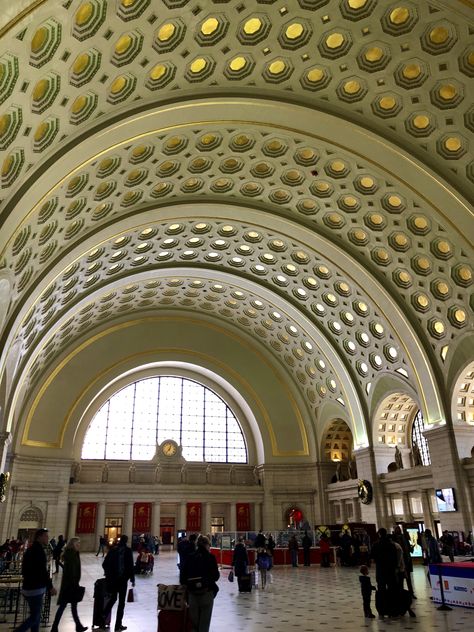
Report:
451,360,474,427
321,419,354,464
74,361,262,464
372,392,419,449
18,505,43,529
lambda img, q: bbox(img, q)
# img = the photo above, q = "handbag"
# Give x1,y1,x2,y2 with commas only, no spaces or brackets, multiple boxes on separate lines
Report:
74,585,85,603
127,587,134,603
228,570,234,583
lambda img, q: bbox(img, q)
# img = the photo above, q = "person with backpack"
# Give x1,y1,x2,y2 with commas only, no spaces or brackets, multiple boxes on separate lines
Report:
180,535,219,632
256,548,271,589
102,535,135,632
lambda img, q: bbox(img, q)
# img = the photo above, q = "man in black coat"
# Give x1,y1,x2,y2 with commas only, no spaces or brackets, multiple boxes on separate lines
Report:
14,528,57,632
371,528,399,616
180,535,219,632
102,535,135,632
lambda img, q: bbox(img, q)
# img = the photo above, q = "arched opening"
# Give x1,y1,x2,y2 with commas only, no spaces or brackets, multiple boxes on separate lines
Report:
410,409,431,467
82,375,248,463
17,506,43,542
453,362,474,426
286,506,304,529
373,392,431,469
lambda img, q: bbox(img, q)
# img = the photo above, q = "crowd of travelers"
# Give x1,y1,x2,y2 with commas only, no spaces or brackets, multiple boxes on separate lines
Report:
5,524,470,631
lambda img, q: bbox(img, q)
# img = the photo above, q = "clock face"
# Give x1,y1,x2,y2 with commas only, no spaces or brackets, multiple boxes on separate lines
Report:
161,441,177,457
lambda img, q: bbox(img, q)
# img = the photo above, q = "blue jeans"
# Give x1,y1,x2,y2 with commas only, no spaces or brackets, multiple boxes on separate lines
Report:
15,593,44,632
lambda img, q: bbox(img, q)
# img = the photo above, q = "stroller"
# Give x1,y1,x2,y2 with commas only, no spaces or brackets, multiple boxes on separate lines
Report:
135,550,154,575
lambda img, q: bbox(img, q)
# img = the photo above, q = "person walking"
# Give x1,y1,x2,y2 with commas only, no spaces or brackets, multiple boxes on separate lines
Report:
440,530,455,562
50,538,87,632
232,537,249,593
96,535,107,557
288,535,299,567
256,548,271,589
319,533,331,568
14,528,57,632
392,526,416,598
302,531,312,566
425,529,441,586
180,535,220,632
52,535,65,574
102,535,135,632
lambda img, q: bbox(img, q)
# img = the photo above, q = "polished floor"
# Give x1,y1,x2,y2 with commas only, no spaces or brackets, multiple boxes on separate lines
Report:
12,551,473,631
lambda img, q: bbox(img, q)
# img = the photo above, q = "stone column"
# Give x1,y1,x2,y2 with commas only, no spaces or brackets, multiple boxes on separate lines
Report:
152,502,161,536
123,502,134,537
203,502,212,536
67,501,78,539
421,490,434,533
424,423,473,534
229,502,237,532
317,461,337,523
340,500,347,524
96,502,106,542
402,492,413,523
0,432,12,473
353,497,362,522
255,502,263,531
179,501,187,531
354,447,389,527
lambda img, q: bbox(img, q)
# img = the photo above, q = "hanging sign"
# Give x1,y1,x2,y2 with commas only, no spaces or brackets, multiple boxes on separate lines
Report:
186,503,201,531
133,502,152,533
236,503,251,531
76,502,97,534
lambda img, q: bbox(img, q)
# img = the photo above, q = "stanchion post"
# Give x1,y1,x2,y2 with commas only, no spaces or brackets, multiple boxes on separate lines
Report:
435,563,453,612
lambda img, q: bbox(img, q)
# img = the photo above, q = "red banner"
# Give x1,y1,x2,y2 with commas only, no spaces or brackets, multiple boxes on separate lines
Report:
133,502,152,533
186,503,201,532
76,502,97,534
236,503,251,531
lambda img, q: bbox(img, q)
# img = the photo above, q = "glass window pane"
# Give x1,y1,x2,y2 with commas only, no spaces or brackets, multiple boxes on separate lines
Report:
82,376,247,463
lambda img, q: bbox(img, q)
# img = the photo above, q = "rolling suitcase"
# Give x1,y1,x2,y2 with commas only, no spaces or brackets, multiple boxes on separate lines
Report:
92,578,112,629
238,573,252,593
157,608,192,631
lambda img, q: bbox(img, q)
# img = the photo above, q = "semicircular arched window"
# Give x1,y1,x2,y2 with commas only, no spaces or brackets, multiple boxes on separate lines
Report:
81,376,248,463
411,409,431,466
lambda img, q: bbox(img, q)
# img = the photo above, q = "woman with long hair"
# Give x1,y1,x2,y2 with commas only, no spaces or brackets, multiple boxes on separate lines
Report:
50,538,87,632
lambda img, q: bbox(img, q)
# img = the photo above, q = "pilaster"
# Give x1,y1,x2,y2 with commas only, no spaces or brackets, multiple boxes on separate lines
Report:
424,423,473,533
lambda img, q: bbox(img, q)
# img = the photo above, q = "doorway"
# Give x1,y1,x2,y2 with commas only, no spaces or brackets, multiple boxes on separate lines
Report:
105,517,122,545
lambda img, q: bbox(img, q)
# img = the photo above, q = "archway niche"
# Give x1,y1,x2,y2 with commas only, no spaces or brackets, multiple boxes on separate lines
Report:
322,419,356,482
450,360,474,459
452,361,474,426
17,505,43,541
372,392,428,472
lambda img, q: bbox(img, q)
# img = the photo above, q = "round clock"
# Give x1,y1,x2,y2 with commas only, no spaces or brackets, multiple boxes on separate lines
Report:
357,479,373,505
161,441,178,457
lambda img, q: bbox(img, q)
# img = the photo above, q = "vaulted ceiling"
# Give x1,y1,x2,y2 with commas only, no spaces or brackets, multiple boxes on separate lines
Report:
0,0,472,459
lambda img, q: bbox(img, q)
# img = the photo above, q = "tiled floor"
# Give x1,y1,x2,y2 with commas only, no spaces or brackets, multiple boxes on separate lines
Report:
11,551,473,631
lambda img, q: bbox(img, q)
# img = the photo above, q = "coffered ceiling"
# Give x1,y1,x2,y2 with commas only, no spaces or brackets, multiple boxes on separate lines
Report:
0,0,472,455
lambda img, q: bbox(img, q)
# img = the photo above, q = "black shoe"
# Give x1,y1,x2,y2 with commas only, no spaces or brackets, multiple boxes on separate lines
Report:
365,614,376,619
411,594,417,599
76,626,88,632
408,609,416,618
115,627,127,631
